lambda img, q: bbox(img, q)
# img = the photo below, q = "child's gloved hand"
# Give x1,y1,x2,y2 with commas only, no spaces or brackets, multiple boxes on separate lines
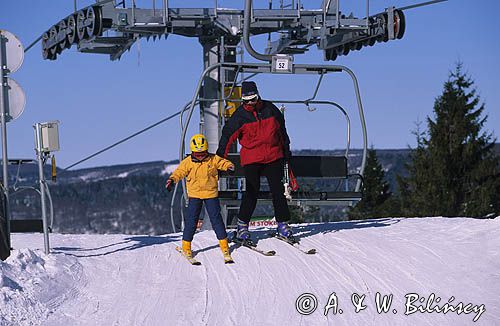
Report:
227,165,235,175
165,179,174,192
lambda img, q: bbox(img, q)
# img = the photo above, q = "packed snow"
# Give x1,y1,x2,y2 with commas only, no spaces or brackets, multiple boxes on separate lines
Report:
2,217,499,325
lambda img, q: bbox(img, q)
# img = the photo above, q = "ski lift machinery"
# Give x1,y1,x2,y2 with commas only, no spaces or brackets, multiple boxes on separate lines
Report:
37,0,448,232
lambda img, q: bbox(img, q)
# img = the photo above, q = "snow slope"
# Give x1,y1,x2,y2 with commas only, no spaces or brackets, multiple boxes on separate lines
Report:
2,217,499,325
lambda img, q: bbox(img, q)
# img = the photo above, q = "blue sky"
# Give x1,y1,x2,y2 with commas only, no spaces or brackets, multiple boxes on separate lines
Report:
1,0,499,169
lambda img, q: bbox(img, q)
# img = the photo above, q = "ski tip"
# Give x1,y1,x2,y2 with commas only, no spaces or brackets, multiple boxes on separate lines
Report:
306,249,316,254
224,260,235,264
175,246,202,265
265,251,276,256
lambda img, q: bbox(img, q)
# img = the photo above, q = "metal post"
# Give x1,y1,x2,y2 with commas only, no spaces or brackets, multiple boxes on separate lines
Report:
198,39,222,232
219,37,239,227
0,35,11,248
132,0,136,25
164,0,169,23
366,0,370,30
336,0,340,28
200,39,222,155
34,123,50,254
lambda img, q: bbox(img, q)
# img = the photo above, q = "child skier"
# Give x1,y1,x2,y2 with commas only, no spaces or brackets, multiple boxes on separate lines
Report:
166,134,235,264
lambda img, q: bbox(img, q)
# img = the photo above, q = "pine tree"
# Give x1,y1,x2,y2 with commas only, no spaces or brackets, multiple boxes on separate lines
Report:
399,63,500,217
348,148,392,220
398,120,434,216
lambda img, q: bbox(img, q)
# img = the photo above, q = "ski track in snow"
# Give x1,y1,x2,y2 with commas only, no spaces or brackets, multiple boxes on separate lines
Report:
3,217,500,325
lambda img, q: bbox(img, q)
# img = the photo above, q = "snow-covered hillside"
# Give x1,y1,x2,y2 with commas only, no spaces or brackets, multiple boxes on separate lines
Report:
2,217,499,325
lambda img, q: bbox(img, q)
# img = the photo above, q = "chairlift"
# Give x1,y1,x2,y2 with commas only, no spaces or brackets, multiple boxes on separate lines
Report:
170,61,367,229
3,159,55,233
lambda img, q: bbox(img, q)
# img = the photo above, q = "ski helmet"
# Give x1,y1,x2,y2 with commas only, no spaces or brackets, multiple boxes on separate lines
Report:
190,134,208,152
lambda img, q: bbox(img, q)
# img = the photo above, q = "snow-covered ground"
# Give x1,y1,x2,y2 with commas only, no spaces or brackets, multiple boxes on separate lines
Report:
2,217,499,325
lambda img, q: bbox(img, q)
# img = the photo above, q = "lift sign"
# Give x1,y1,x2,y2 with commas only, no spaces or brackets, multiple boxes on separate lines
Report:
272,55,293,73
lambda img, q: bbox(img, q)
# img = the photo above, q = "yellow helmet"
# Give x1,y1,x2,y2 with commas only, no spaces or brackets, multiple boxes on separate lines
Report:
190,134,208,152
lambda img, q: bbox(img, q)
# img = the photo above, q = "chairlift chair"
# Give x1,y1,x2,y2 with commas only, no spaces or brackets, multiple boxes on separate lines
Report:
171,61,367,228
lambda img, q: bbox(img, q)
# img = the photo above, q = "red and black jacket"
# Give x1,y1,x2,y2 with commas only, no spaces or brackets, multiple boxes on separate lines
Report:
216,99,291,166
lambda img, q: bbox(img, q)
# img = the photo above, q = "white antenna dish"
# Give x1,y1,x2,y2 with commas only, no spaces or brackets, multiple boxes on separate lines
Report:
0,30,24,73
0,78,26,122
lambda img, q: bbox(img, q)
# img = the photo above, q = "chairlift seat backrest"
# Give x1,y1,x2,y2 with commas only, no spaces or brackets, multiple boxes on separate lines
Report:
10,220,44,233
224,154,348,178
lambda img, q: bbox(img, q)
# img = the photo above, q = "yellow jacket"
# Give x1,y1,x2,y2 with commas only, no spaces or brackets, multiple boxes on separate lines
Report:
169,154,234,199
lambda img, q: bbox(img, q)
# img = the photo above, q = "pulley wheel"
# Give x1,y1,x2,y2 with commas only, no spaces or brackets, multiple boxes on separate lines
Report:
86,6,103,36
67,15,78,44
394,9,406,39
382,13,389,42
42,32,53,60
58,20,70,50
49,26,59,55
76,10,88,40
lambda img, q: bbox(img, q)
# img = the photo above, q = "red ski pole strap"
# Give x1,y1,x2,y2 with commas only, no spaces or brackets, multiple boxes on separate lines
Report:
288,167,299,191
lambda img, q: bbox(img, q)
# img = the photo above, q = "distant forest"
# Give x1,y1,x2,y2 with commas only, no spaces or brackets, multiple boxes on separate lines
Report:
6,142,498,235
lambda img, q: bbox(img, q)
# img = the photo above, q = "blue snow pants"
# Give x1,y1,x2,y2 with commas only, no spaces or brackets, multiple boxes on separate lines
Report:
183,197,227,242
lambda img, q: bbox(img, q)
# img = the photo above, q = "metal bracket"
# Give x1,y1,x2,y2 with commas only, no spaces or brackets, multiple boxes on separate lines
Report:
387,6,395,40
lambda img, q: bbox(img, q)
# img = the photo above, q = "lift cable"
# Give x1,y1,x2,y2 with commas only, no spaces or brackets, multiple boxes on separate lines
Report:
60,109,183,174
399,0,447,11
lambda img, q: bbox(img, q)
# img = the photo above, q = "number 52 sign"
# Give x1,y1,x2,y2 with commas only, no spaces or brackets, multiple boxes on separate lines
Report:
272,54,293,73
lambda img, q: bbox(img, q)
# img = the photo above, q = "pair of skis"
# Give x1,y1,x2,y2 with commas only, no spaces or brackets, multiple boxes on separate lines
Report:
175,246,234,265
230,231,276,256
230,231,316,255
176,231,316,265
268,233,317,255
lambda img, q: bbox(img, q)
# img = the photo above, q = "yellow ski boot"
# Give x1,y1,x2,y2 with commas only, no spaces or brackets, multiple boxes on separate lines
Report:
175,240,201,265
182,240,193,258
219,238,234,264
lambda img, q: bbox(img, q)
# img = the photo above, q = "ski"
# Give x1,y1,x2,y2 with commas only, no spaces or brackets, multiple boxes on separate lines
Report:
175,246,202,265
235,240,276,256
268,233,316,255
223,256,235,264
229,231,276,256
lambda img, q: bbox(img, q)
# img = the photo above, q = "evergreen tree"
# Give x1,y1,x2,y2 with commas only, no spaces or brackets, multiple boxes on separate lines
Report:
348,148,392,220
399,63,500,217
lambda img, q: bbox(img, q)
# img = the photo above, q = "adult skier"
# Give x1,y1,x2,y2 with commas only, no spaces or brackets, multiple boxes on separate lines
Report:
216,81,293,242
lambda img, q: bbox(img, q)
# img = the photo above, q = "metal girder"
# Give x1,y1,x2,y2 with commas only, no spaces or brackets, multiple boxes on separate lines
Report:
40,2,407,61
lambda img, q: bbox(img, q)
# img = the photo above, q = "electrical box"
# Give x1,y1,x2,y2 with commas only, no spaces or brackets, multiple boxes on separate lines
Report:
40,121,60,152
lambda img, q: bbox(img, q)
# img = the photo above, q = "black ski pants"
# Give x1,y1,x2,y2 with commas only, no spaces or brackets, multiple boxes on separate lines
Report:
238,159,290,223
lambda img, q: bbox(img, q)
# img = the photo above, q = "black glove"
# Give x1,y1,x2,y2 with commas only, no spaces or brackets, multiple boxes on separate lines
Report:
227,165,235,175
165,178,175,192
